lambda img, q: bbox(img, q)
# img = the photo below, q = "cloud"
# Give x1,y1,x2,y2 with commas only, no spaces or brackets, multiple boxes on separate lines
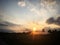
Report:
17,0,59,24
18,0,26,7
0,15,3,18
40,0,58,15
46,17,60,26
26,0,58,22
0,21,27,33
46,17,55,24
30,8,40,15
0,15,4,22
56,17,60,25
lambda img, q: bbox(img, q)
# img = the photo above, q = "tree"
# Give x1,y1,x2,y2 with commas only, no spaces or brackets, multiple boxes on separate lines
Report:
48,29,52,33
42,29,45,32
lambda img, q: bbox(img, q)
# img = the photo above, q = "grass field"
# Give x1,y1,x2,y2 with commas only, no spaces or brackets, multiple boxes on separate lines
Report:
0,31,60,45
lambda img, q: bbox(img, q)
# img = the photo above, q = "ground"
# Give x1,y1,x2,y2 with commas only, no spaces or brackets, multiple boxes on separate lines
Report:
0,31,60,45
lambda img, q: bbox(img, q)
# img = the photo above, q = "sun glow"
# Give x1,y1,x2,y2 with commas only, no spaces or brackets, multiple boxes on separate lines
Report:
31,27,39,35
33,27,36,32
26,22,46,31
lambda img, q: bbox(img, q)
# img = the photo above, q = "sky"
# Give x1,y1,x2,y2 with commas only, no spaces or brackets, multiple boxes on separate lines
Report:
0,0,60,30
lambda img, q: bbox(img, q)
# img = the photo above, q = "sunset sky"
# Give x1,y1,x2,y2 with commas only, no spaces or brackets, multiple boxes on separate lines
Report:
0,0,60,30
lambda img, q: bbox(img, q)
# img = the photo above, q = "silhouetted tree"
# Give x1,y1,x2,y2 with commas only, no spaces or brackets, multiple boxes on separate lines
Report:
54,29,57,32
52,29,57,33
48,29,52,33
42,29,45,32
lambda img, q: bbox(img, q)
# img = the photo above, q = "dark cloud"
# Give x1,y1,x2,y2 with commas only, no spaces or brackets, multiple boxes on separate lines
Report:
55,17,60,25
0,21,18,26
46,17,55,24
0,21,14,33
46,17,60,26
0,21,28,33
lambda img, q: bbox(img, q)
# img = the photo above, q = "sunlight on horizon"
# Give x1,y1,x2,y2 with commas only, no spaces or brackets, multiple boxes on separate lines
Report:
33,27,37,32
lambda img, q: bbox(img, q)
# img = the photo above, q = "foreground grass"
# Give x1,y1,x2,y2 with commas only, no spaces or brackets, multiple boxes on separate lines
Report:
0,31,60,45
